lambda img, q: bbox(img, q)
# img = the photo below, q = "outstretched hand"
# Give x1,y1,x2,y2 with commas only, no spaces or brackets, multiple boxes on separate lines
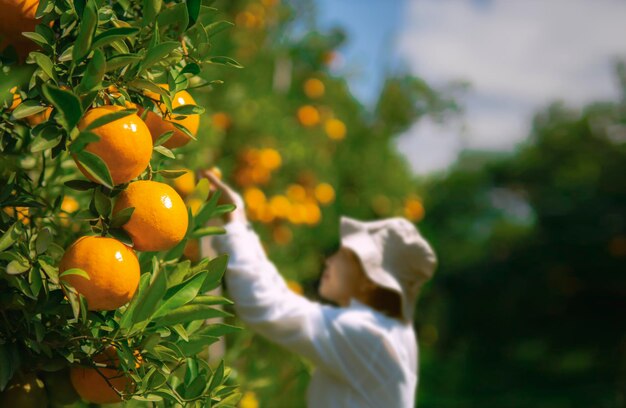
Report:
199,169,248,224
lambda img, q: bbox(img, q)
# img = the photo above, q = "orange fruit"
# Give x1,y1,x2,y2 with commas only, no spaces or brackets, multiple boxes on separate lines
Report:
324,118,346,140
404,197,425,221
303,78,325,99
3,206,29,224
7,86,21,110
70,346,135,404
76,105,153,185
172,169,196,198
314,183,335,205
297,105,320,127
0,0,40,59
112,180,188,251
211,112,231,131
59,236,140,311
143,84,200,149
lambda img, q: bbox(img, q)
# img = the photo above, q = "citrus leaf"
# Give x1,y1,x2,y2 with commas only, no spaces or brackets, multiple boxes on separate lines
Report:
204,20,234,38
7,256,30,275
157,3,189,32
77,49,106,93
105,54,142,72
118,272,151,330
75,150,114,188
171,104,204,115
83,108,137,131
206,56,243,69
190,226,224,239
94,189,112,218
59,268,90,280
35,227,52,254
11,100,47,119
157,169,188,178
142,0,162,27
31,131,62,153
140,41,180,72
69,131,100,154
153,304,230,327
131,258,167,323
21,32,48,47
64,180,99,191
0,223,20,252
186,0,201,28
153,130,174,147
110,206,135,228
152,272,207,319
31,52,58,83
154,145,175,159
41,84,82,131
72,0,98,61
108,228,134,246
199,254,228,292
92,27,140,49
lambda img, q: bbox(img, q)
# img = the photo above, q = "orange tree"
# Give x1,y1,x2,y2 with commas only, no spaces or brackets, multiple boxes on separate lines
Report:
0,0,243,406
171,0,459,406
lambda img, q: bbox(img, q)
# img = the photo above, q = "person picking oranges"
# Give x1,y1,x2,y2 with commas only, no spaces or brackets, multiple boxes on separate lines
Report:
200,170,438,408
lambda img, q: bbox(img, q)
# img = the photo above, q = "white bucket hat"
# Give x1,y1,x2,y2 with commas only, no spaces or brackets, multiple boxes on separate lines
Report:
340,216,437,320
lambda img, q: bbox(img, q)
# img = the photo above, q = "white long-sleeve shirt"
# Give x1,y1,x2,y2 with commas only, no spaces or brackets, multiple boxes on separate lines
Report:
211,220,419,408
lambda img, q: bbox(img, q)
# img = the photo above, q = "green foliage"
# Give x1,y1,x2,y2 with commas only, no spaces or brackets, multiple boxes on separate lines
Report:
0,0,243,406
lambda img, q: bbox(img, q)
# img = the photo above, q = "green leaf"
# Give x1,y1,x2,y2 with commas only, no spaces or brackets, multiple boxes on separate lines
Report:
105,54,142,72
171,104,204,115
191,295,233,306
157,3,189,32
154,304,230,327
194,189,220,226
110,207,135,228
64,180,99,191
154,145,175,159
207,56,243,69
131,259,167,323
179,63,200,76
186,0,201,27
92,27,140,49
171,324,189,341
69,131,100,154
38,259,59,284
73,0,98,61
41,84,83,131
204,20,234,38
140,41,180,72
35,227,52,254
31,129,63,153
143,0,162,26
11,100,47,119
94,189,112,218
153,272,207,319
118,272,151,329
7,256,30,275
0,223,20,252
208,360,224,392
77,49,106,93
108,228,134,246
153,130,174,147
31,52,58,83
157,169,188,178
21,32,49,47
59,268,90,280
170,121,196,140
191,226,225,239
200,254,228,292
83,108,137,132
75,150,114,188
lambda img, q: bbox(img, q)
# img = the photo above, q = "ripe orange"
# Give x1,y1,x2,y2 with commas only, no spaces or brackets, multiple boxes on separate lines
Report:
26,106,52,126
76,105,153,185
324,118,346,140
0,372,48,407
112,180,188,251
303,78,325,99
297,105,320,127
211,112,231,131
0,0,40,59
143,84,200,149
172,168,196,198
70,346,135,404
3,206,29,224
59,236,140,311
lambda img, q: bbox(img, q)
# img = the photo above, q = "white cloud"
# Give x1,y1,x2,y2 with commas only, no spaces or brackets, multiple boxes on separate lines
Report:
395,0,626,174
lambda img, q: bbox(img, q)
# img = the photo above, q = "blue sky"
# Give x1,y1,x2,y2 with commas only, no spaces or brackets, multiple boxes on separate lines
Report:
315,0,626,175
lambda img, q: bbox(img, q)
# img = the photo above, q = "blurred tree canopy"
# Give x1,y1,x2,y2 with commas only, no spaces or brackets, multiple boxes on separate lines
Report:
170,0,624,406
418,70,626,407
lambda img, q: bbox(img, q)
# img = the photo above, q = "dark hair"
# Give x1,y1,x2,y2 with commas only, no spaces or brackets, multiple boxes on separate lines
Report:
365,286,403,321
